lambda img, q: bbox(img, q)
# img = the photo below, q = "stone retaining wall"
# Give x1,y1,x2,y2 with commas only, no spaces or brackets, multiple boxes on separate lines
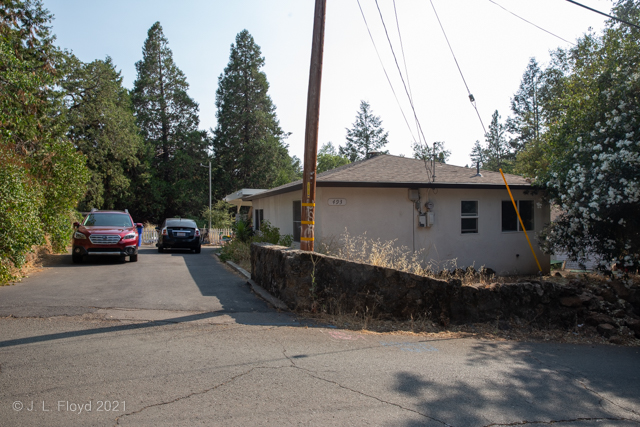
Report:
250,243,640,333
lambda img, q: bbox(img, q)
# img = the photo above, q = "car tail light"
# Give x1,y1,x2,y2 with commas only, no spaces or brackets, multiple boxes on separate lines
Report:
195,229,200,237
162,228,167,236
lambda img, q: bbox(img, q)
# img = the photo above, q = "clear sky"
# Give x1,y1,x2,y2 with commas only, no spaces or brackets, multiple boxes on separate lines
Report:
44,0,610,167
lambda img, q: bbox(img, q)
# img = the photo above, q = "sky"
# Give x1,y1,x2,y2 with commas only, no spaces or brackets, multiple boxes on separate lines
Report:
44,0,611,167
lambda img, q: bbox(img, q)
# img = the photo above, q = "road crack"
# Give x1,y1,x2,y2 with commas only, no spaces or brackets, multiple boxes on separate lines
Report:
279,341,452,426
113,368,255,426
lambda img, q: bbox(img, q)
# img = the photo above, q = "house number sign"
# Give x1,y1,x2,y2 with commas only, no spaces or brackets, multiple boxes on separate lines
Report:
328,198,347,206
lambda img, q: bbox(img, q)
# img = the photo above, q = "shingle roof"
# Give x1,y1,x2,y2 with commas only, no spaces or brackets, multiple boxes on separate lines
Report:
247,154,532,200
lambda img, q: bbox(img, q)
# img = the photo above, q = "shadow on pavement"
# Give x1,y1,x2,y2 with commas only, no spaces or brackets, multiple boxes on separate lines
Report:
391,340,640,426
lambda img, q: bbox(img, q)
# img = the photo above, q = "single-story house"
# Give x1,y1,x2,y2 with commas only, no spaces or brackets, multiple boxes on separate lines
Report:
232,153,550,275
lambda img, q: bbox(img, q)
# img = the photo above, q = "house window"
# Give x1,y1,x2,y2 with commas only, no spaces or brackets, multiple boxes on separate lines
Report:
461,200,478,234
254,209,264,231
502,200,534,232
293,201,301,242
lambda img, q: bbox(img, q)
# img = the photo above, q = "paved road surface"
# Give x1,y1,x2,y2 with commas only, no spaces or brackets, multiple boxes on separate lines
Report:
1,247,639,426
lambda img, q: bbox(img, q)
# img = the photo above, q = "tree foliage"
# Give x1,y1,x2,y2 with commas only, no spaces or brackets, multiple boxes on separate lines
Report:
212,30,297,199
469,111,514,172
537,1,640,270
339,100,389,162
412,141,451,164
317,142,350,173
0,0,89,282
63,57,143,211
132,22,210,222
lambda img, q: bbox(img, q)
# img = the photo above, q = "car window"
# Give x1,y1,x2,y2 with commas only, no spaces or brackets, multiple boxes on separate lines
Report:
84,213,133,227
166,220,196,228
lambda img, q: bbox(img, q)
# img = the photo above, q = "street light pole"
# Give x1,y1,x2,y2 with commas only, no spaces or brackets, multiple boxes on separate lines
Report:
200,162,211,233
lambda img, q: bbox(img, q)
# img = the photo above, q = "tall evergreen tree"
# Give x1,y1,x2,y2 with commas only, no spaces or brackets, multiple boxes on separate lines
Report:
507,58,544,152
482,110,514,172
339,100,389,162
469,140,485,168
63,57,143,211
131,22,209,222
212,29,295,198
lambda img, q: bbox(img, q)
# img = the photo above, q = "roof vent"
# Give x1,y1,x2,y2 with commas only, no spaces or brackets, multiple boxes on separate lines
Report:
366,151,382,159
475,161,482,177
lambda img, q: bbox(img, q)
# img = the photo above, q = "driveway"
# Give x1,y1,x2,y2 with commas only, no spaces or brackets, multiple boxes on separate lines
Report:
0,246,297,326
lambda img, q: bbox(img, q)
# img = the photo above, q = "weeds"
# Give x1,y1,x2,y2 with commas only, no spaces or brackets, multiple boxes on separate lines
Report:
319,229,495,285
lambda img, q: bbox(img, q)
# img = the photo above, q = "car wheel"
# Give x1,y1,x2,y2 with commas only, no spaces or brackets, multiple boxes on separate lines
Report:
72,253,83,264
194,246,201,254
130,254,138,262
158,246,163,253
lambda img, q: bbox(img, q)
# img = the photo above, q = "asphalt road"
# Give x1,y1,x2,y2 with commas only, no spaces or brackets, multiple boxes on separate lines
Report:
1,247,639,427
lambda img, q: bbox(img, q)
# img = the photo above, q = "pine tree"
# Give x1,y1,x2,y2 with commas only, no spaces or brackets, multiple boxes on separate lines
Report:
131,22,210,221
64,57,143,211
469,140,485,168
212,29,295,198
482,110,513,172
339,100,389,162
507,58,544,152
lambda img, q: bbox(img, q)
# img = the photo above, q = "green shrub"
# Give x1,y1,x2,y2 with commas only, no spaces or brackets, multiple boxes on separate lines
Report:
0,157,45,283
219,239,251,270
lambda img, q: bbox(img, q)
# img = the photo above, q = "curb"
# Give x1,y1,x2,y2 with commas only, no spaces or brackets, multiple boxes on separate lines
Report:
224,260,289,311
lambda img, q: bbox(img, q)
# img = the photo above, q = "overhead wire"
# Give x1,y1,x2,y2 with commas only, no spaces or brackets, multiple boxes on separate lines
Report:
355,0,418,145
564,0,640,31
486,0,576,45
378,0,434,179
373,0,428,149
429,0,487,135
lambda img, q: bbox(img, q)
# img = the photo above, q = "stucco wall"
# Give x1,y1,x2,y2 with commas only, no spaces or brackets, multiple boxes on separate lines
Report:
251,186,550,276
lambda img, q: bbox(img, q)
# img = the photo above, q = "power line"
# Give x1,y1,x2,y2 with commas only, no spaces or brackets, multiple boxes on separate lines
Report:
356,0,418,144
565,0,640,31
392,0,419,144
486,0,576,45
379,0,434,178
429,0,486,135
374,0,427,146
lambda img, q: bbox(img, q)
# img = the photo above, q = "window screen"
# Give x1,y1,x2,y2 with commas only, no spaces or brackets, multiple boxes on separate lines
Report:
461,201,478,234
502,200,534,232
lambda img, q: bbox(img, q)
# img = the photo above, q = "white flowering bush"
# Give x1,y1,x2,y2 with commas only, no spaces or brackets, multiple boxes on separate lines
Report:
539,9,640,270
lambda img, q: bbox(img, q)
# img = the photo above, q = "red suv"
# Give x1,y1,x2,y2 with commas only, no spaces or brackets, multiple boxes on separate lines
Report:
72,209,142,264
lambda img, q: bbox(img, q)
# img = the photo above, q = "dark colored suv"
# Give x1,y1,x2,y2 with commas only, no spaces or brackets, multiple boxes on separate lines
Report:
156,218,201,253
72,210,142,263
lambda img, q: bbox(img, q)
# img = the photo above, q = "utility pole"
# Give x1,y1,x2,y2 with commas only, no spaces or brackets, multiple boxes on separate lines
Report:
300,0,327,252
200,162,211,233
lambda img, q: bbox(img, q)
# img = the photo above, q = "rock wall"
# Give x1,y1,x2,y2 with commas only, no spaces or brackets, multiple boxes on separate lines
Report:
250,243,640,334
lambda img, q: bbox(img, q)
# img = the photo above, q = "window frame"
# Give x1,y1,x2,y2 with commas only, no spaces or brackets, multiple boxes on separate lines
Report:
501,200,535,232
293,201,301,243
254,209,264,231
460,200,479,234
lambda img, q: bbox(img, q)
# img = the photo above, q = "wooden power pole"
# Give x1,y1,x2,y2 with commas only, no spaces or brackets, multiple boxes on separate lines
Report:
301,0,327,252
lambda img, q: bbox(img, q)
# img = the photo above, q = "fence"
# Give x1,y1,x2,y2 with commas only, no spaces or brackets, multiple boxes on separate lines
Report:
140,227,233,246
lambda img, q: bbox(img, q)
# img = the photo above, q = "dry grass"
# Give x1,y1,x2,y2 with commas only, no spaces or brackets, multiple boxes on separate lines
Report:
317,229,495,285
